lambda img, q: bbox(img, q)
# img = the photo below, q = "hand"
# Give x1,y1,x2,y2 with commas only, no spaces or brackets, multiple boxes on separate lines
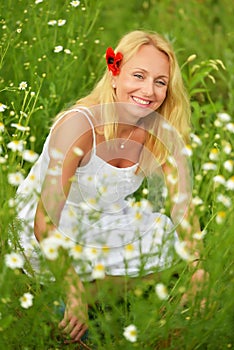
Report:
58,294,89,342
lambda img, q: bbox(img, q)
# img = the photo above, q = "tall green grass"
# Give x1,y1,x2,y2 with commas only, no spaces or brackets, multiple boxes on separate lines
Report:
0,1,233,349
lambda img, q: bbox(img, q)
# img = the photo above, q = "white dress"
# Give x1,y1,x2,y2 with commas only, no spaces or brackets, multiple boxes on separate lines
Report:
17,107,177,279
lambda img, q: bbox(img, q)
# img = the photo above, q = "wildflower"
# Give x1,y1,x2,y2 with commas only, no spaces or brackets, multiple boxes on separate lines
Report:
22,150,39,163
222,141,232,154
123,324,138,343
19,81,27,90
209,148,219,161
217,194,232,208
0,103,7,112
48,20,57,26
7,140,24,152
193,230,207,240
60,236,75,249
216,211,226,224
73,146,84,156
213,175,226,186
70,245,83,259
91,263,105,279
174,240,194,262
142,188,149,195
19,293,34,309
0,157,6,163
155,283,169,300
84,246,99,260
223,160,234,173
0,122,4,132
190,133,202,146
8,172,24,186
181,145,193,156
64,49,72,55
226,176,234,190
5,252,24,269
187,54,197,63
35,0,43,3
192,196,203,206
202,162,217,171
50,147,64,160
167,173,178,185
70,0,80,7
54,45,63,53
47,165,62,176
172,193,188,204
225,123,234,133
40,236,60,260
124,244,135,260
11,123,30,131
58,19,66,26
217,112,231,123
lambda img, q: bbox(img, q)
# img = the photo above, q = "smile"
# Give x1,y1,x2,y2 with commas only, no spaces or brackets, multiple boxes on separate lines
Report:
132,96,151,105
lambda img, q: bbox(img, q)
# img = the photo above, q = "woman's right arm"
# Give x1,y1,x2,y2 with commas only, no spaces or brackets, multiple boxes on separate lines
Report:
34,111,93,341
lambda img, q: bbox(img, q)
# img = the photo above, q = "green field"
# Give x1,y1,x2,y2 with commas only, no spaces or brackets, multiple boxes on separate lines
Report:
0,1,233,349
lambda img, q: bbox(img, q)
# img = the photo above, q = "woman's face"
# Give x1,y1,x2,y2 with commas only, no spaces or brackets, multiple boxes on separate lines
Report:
112,44,170,115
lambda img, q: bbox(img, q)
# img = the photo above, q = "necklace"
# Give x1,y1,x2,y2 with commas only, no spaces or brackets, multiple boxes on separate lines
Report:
119,128,135,149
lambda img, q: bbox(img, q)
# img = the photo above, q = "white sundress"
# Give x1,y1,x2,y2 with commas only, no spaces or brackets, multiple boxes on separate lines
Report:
16,107,178,279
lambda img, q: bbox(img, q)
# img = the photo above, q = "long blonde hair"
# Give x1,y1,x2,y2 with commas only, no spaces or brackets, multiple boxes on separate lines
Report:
69,30,191,174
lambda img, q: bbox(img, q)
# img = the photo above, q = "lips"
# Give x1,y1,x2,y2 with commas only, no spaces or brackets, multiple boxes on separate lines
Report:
132,96,151,106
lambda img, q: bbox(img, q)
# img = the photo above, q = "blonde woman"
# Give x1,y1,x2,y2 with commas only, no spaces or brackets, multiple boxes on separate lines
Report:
17,30,200,343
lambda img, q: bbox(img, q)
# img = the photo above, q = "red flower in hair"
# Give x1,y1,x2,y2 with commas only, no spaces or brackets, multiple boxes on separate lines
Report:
106,47,123,76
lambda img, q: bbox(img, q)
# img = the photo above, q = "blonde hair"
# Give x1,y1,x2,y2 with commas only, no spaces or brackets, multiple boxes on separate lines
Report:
69,30,191,174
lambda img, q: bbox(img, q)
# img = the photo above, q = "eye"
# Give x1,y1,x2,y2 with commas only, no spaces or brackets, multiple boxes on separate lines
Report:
155,79,167,87
133,73,144,79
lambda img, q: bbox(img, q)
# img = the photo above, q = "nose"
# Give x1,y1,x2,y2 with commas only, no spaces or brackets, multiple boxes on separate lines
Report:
142,79,154,97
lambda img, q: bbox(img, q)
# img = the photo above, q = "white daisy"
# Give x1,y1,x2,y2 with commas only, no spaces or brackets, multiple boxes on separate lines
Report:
217,194,232,208
155,283,169,300
58,19,66,26
5,252,24,269
91,263,105,279
213,175,226,186
226,176,234,190
217,112,231,123
174,240,194,262
225,123,234,133
54,45,63,53
193,230,207,240
7,140,24,152
19,292,34,309
123,324,138,343
70,1,80,7
22,150,39,163
216,211,226,224
123,244,135,260
0,103,7,112
11,123,30,131
223,160,234,173
19,81,28,90
8,172,24,186
69,244,83,259
73,146,84,156
48,20,57,26
0,122,5,132
202,162,217,171
209,148,219,161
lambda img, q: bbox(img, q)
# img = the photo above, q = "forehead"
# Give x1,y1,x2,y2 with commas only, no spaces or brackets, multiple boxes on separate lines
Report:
123,44,170,76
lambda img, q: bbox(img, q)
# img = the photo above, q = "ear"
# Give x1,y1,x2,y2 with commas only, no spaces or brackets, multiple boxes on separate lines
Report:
111,77,117,89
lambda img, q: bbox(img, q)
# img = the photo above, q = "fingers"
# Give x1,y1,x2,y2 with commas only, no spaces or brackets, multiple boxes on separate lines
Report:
59,315,88,342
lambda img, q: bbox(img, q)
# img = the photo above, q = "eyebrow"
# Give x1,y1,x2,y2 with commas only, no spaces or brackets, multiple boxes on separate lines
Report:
132,67,169,79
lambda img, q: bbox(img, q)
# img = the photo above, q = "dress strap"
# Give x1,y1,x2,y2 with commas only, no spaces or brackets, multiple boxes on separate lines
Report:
51,107,96,153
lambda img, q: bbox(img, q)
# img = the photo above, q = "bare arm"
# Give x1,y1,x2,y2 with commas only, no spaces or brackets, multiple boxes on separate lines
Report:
34,111,94,341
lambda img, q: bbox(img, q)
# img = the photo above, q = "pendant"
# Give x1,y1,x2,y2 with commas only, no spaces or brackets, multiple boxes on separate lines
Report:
120,144,124,149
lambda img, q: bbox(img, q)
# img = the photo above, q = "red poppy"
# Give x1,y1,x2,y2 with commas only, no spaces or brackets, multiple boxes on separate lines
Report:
106,47,123,76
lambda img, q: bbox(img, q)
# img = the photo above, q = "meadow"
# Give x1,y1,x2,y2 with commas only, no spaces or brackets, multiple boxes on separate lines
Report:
0,0,234,349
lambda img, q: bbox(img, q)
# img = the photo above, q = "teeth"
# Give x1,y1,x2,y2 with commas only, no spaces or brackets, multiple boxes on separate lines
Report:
132,97,150,105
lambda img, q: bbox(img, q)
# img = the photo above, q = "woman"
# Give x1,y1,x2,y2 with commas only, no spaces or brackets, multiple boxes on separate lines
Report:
17,30,198,342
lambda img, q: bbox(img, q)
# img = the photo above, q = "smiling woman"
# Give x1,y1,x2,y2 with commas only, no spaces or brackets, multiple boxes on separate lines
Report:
16,30,196,344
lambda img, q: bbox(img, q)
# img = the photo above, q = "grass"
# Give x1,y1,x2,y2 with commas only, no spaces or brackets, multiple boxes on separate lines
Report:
0,0,234,349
